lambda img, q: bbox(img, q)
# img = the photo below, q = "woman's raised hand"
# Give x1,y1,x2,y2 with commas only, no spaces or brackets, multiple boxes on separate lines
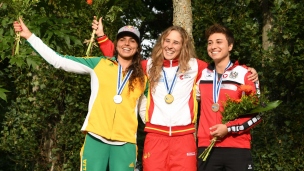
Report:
92,16,105,37
13,18,32,39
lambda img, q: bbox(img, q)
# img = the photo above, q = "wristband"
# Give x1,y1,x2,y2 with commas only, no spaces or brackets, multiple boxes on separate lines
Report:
97,35,105,38
227,127,231,133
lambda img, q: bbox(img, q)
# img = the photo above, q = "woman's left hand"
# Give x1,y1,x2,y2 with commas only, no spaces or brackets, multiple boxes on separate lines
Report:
247,67,259,82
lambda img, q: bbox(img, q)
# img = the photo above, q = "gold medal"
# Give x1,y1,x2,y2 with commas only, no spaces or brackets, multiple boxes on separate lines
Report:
211,103,220,112
165,94,174,104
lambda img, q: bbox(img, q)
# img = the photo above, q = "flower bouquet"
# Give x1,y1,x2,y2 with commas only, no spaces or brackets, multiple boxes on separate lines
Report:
199,84,282,161
12,0,40,55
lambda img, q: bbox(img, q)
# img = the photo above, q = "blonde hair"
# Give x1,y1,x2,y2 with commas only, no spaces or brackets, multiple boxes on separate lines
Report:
148,26,197,90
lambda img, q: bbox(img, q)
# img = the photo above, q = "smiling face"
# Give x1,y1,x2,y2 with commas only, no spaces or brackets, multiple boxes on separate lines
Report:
162,30,183,60
207,33,233,62
116,36,139,60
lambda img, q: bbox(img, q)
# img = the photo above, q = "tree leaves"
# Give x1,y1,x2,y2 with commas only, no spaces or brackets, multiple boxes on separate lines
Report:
0,87,10,101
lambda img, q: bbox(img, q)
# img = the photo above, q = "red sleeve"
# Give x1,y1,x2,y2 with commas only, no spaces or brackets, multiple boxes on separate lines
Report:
225,114,262,134
141,60,148,75
241,64,248,69
225,71,262,134
97,35,115,57
195,59,208,83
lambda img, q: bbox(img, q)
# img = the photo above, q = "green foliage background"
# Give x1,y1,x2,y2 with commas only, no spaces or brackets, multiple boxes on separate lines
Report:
0,0,303,170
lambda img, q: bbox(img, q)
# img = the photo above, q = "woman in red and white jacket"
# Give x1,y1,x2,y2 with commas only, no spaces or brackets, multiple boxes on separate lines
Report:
197,24,261,171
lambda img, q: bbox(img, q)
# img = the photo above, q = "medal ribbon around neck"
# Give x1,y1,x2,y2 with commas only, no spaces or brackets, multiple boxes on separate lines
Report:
116,64,133,97
212,61,233,106
162,66,179,96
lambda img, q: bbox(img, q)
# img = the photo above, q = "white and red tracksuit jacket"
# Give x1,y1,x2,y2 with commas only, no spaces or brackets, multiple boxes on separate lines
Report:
197,61,261,149
97,35,208,136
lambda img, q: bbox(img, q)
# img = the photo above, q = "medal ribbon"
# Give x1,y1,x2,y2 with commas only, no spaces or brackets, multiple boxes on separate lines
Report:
212,61,233,104
162,67,179,95
117,64,133,95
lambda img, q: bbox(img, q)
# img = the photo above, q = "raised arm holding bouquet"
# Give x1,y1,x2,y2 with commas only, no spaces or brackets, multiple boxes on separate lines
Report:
197,24,281,171
84,0,103,57
84,0,122,57
12,0,39,55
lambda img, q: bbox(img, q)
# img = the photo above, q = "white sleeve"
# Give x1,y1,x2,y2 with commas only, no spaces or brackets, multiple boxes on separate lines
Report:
138,94,147,124
27,34,92,74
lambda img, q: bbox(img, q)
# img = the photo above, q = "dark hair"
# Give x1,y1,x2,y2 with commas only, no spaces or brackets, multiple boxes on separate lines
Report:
113,37,145,92
117,32,140,45
205,24,234,45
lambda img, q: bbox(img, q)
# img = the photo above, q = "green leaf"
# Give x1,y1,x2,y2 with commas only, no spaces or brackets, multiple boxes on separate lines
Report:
1,17,8,27
249,100,283,114
64,35,71,48
10,56,25,67
0,87,10,101
26,57,39,68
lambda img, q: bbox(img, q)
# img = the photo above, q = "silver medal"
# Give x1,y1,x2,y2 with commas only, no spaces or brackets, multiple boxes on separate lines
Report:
113,95,123,104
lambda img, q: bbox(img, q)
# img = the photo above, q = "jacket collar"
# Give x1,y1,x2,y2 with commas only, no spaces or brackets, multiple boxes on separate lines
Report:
207,60,239,71
163,59,179,68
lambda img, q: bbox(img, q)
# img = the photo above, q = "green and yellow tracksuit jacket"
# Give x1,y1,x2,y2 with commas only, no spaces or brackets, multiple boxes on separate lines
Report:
27,34,148,144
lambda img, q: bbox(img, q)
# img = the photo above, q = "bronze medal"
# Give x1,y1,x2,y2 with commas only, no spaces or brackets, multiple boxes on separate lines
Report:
165,94,174,104
211,103,220,112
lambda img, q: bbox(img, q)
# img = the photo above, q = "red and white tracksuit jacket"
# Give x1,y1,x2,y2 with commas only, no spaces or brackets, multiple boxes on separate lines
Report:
142,58,207,136
197,61,261,149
